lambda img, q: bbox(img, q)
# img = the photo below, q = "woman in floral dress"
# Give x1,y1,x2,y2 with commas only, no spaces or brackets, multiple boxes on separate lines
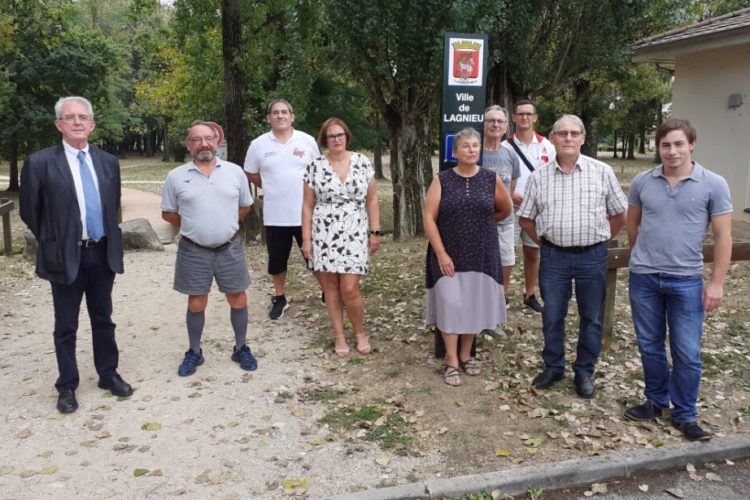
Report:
302,118,381,356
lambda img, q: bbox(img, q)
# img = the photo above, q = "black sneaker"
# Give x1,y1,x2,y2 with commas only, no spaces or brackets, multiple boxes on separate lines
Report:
672,420,711,441
231,345,258,371
178,349,204,377
268,295,289,320
524,294,543,313
624,400,665,421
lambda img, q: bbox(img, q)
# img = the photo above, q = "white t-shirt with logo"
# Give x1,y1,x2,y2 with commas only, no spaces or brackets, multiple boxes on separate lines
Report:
244,129,320,226
503,133,555,199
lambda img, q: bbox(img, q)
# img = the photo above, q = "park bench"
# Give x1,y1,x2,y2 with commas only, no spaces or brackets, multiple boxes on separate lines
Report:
0,198,14,257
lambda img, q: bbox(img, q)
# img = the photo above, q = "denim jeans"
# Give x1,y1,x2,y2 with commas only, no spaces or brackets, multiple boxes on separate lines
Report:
539,242,608,377
629,272,704,423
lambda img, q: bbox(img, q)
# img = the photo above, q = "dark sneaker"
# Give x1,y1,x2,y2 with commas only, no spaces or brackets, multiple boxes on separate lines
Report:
178,349,204,377
269,295,289,320
231,345,258,371
672,420,711,442
624,400,665,421
524,294,543,313
320,292,326,307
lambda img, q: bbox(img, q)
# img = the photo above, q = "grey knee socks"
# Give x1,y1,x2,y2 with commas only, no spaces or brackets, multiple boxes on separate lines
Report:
186,309,205,353
231,307,248,349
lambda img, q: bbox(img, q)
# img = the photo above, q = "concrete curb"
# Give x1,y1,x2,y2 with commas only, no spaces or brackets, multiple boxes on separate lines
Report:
326,434,750,499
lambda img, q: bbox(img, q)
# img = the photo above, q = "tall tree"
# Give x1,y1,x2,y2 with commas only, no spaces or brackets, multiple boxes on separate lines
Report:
221,0,248,165
0,0,115,191
324,0,452,238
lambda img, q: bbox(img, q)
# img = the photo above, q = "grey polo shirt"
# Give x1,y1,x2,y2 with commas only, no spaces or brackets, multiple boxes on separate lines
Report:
162,159,253,247
481,147,520,225
628,162,732,276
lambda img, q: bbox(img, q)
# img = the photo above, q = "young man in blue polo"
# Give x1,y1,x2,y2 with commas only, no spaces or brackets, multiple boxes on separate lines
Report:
625,119,732,441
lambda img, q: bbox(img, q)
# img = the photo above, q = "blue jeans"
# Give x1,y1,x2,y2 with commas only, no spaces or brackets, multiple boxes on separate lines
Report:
629,272,704,423
539,242,608,377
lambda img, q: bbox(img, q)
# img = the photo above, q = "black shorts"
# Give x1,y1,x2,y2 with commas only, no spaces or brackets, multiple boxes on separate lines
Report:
265,225,304,275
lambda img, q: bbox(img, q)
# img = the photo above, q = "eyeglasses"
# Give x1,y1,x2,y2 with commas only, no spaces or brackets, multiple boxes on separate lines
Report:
553,130,583,138
187,136,217,145
326,133,346,141
60,114,93,122
485,119,507,124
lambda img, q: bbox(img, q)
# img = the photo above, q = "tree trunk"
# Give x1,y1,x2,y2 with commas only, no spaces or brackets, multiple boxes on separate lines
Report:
612,131,618,159
639,127,646,155
383,103,431,239
372,111,385,179
6,135,19,192
627,132,635,160
654,99,663,163
221,0,249,166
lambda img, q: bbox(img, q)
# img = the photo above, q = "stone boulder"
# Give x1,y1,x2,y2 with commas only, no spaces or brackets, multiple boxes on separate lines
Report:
121,218,164,251
23,228,37,261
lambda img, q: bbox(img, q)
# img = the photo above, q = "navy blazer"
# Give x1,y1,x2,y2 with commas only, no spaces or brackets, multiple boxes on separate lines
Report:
20,144,124,284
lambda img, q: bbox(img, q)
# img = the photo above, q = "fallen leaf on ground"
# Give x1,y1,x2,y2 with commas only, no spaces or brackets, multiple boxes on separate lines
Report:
141,422,161,431
38,466,57,475
494,449,512,457
133,468,149,477
375,452,391,465
638,484,649,492
665,487,685,498
281,476,310,495
705,472,722,482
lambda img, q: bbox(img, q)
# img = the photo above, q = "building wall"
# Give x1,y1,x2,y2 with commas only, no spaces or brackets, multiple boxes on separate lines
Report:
673,43,750,222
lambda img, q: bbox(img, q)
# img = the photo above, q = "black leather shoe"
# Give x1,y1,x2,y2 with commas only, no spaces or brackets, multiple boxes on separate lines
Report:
532,369,564,389
524,294,543,313
672,420,711,442
57,388,78,413
98,374,133,397
624,400,665,421
574,374,595,399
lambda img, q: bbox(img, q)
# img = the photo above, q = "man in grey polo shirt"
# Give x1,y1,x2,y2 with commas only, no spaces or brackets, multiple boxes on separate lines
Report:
625,119,732,441
162,121,257,376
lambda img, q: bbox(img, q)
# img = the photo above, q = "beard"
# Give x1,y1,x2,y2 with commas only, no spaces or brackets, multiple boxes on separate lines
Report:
194,149,216,162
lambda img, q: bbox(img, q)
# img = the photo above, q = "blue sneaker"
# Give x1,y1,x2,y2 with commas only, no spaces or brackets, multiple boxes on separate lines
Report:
231,345,258,371
178,349,204,377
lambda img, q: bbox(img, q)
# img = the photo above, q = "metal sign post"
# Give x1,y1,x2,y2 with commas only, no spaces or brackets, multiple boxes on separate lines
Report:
439,32,489,171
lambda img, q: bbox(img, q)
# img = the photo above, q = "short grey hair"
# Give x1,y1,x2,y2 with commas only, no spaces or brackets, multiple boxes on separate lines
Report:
484,104,508,118
184,120,219,142
266,98,294,115
552,114,585,135
452,127,481,152
54,96,94,120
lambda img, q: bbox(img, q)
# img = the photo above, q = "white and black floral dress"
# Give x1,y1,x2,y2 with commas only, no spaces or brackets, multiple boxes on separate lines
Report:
304,152,374,275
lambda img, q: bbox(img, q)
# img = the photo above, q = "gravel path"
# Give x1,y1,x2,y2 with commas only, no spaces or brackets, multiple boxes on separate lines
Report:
0,189,436,498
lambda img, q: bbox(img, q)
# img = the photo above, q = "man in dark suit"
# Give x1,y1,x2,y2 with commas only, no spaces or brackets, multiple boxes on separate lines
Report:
20,96,132,413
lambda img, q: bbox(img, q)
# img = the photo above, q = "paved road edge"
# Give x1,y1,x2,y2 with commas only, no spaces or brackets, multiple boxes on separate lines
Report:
326,434,750,499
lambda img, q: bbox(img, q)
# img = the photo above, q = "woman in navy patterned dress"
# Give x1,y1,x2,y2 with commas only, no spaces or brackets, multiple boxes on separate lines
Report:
302,118,381,357
424,128,512,386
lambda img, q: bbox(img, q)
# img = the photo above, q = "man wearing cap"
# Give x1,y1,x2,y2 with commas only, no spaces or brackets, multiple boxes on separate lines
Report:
244,99,321,320
20,96,132,413
162,120,257,377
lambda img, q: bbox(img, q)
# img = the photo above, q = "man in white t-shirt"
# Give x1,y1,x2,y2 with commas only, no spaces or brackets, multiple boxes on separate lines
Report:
244,99,321,320
503,99,555,313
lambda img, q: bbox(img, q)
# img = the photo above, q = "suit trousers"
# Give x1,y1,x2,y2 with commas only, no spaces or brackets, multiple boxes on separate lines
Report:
50,243,118,390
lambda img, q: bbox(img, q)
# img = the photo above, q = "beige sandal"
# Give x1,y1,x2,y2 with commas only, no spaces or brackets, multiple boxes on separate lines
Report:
334,335,349,357
354,334,372,355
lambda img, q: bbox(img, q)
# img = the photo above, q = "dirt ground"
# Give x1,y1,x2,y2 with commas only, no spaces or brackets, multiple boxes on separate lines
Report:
1,165,750,499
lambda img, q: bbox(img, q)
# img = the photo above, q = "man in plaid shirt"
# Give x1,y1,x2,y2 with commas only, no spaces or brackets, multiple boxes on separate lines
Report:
518,114,627,399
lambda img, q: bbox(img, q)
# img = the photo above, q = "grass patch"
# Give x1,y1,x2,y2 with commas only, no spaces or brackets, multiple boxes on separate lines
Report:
320,404,413,450
298,387,344,403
